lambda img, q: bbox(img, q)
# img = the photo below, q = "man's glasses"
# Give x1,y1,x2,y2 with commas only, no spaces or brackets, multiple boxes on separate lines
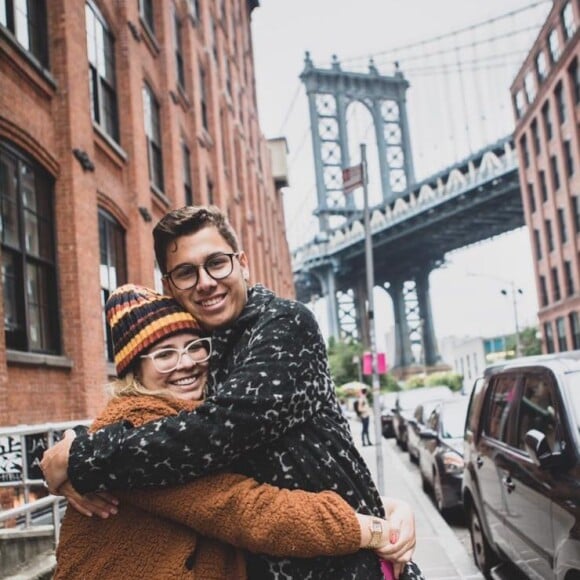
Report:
140,337,212,373
164,252,240,290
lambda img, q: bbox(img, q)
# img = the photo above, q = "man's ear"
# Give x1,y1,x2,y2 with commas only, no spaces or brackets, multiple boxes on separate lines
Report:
238,251,250,282
162,276,174,297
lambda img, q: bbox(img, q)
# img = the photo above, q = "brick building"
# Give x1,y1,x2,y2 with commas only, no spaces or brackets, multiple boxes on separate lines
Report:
0,0,294,426
511,0,580,354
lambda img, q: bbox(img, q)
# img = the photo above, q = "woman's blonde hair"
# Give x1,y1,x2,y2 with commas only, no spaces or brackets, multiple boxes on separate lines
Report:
107,372,182,401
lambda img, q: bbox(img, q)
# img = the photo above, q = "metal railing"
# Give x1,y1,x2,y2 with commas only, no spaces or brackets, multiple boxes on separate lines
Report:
0,420,90,543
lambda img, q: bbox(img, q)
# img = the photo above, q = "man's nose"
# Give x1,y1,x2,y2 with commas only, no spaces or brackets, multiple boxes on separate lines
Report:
196,267,217,290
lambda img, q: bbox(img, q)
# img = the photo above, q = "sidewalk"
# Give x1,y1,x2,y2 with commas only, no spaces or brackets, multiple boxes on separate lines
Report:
350,420,483,579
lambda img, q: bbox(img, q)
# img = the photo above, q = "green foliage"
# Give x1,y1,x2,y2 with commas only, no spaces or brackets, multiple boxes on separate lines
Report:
520,326,542,356
327,338,363,387
425,371,463,391
404,371,463,391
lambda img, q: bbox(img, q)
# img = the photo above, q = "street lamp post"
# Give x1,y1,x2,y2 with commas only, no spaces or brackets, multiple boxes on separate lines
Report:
501,282,524,357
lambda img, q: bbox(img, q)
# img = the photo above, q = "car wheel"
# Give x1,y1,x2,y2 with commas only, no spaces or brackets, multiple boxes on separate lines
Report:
469,504,498,578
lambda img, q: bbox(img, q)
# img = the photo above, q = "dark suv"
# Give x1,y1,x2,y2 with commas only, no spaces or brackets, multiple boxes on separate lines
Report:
462,353,580,579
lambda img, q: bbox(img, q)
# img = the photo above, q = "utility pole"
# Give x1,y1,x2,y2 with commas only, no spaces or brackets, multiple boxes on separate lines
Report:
361,144,385,495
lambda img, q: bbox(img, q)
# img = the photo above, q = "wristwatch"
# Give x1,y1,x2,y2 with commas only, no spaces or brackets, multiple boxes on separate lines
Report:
367,517,384,549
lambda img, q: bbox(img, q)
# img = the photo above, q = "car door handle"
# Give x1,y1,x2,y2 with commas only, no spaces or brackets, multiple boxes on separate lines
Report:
476,455,484,468
502,476,515,493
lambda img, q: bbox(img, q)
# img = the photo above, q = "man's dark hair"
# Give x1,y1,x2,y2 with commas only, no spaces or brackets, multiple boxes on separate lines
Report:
153,205,240,273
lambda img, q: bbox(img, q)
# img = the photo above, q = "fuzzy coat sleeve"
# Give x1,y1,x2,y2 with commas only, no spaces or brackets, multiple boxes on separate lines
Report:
91,396,361,558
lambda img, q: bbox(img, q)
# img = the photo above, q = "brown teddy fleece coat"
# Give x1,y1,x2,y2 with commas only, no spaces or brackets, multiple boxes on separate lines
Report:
54,395,361,579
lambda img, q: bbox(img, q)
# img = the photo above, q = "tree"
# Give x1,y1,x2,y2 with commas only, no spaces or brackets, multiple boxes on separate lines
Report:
520,326,542,356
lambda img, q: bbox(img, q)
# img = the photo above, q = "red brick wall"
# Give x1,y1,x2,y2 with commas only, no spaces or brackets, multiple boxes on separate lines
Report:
0,0,294,426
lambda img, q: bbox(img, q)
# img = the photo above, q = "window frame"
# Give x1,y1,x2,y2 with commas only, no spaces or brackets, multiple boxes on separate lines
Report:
1,143,60,353
142,82,164,192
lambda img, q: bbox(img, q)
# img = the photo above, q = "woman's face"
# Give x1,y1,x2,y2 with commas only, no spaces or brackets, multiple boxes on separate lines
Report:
138,332,209,401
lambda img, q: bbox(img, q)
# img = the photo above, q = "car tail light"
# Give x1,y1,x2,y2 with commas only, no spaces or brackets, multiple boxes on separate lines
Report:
442,452,464,474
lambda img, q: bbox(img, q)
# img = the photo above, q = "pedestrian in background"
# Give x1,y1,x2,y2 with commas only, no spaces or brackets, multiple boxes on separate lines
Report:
357,387,373,446
42,205,424,579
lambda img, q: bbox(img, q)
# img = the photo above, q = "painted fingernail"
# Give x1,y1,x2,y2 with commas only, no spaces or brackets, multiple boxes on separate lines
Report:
389,531,399,544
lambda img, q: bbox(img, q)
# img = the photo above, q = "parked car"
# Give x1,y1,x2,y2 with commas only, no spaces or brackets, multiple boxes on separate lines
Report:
417,397,469,515
393,386,453,450
462,353,580,579
406,397,445,463
380,392,399,438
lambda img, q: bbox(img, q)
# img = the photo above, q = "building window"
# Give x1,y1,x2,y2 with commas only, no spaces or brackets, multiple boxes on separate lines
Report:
549,29,561,63
225,57,232,97
182,140,193,205
138,0,154,33
210,15,218,63
535,50,547,83
568,58,580,104
570,312,580,349
99,210,127,362
540,275,548,306
552,266,561,301
544,321,555,353
200,63,209,131
540,170,548,202
531,119,541,154
534,228,542,260
565,260,574,296
173,5,185,89
528,183,536,213
564,140,574,177
542,101,553,140
556,317,568,351
142,83,164,192
555,82,566,124
207,177,214,205
86,2,119,142
187,0,199,22
514,90,526,119
561,2,576,41
0,0,48,67
551,155,561,191
520,135,530,168
1,144,59,353
545,219,554,252
524,72,536,104
574,197,580,232
558,208,568,243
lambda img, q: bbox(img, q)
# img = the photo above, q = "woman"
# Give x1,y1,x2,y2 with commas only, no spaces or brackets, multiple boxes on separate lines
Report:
54,284,408,579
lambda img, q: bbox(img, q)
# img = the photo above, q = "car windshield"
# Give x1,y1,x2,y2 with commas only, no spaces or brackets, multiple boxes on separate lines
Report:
441,399,470,438
398,386,453,411
564,371,580,443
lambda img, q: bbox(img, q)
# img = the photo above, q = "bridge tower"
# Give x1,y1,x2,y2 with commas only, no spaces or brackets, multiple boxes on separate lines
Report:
300,54,439,370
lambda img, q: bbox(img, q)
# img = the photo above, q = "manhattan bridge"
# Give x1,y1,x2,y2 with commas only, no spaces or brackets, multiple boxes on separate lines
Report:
289,2,551,372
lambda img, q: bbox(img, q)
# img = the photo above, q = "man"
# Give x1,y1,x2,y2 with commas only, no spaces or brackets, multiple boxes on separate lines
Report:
42,206,416,578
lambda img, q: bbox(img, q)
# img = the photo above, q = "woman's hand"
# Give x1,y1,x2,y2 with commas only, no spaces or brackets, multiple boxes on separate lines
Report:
376,497,416,563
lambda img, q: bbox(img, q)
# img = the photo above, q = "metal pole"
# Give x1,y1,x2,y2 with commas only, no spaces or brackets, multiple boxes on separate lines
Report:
512,281,521,357
361,144,385,495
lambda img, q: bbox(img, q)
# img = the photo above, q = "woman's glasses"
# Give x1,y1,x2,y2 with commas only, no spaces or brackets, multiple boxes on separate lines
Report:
140,337,212,373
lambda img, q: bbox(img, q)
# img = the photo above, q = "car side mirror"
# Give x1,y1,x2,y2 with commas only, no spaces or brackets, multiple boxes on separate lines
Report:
524,429,561,468
419,429,438,440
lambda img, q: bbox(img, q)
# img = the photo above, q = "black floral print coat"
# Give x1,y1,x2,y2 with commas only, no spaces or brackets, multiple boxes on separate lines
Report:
69,286,387,578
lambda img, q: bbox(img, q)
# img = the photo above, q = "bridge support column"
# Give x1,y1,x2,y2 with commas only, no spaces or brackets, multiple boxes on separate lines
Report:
389,279,413,368
415,267,440,366
320,267,340,340
354,279,370,348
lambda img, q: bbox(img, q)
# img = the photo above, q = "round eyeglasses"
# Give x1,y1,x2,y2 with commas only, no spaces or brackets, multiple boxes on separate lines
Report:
164,252,240,290
140,337,212,374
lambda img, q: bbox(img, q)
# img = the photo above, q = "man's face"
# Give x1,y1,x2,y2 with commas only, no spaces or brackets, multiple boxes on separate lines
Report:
162,226,250,331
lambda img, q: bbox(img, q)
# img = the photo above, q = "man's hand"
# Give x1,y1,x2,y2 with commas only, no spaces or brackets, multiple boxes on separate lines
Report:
40,429,75,494
57,480,119,519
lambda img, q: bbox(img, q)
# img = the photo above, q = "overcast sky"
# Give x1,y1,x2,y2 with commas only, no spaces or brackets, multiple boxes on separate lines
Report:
250,1,550,347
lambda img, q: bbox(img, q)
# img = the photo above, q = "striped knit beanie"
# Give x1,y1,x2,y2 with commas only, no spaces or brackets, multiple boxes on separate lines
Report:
105,284,201,377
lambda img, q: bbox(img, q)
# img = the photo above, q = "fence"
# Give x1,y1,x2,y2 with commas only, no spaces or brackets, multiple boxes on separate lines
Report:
0,420,89,544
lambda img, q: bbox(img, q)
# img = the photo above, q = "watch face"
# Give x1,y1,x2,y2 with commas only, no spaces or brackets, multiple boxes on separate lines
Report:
372,519,383,533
